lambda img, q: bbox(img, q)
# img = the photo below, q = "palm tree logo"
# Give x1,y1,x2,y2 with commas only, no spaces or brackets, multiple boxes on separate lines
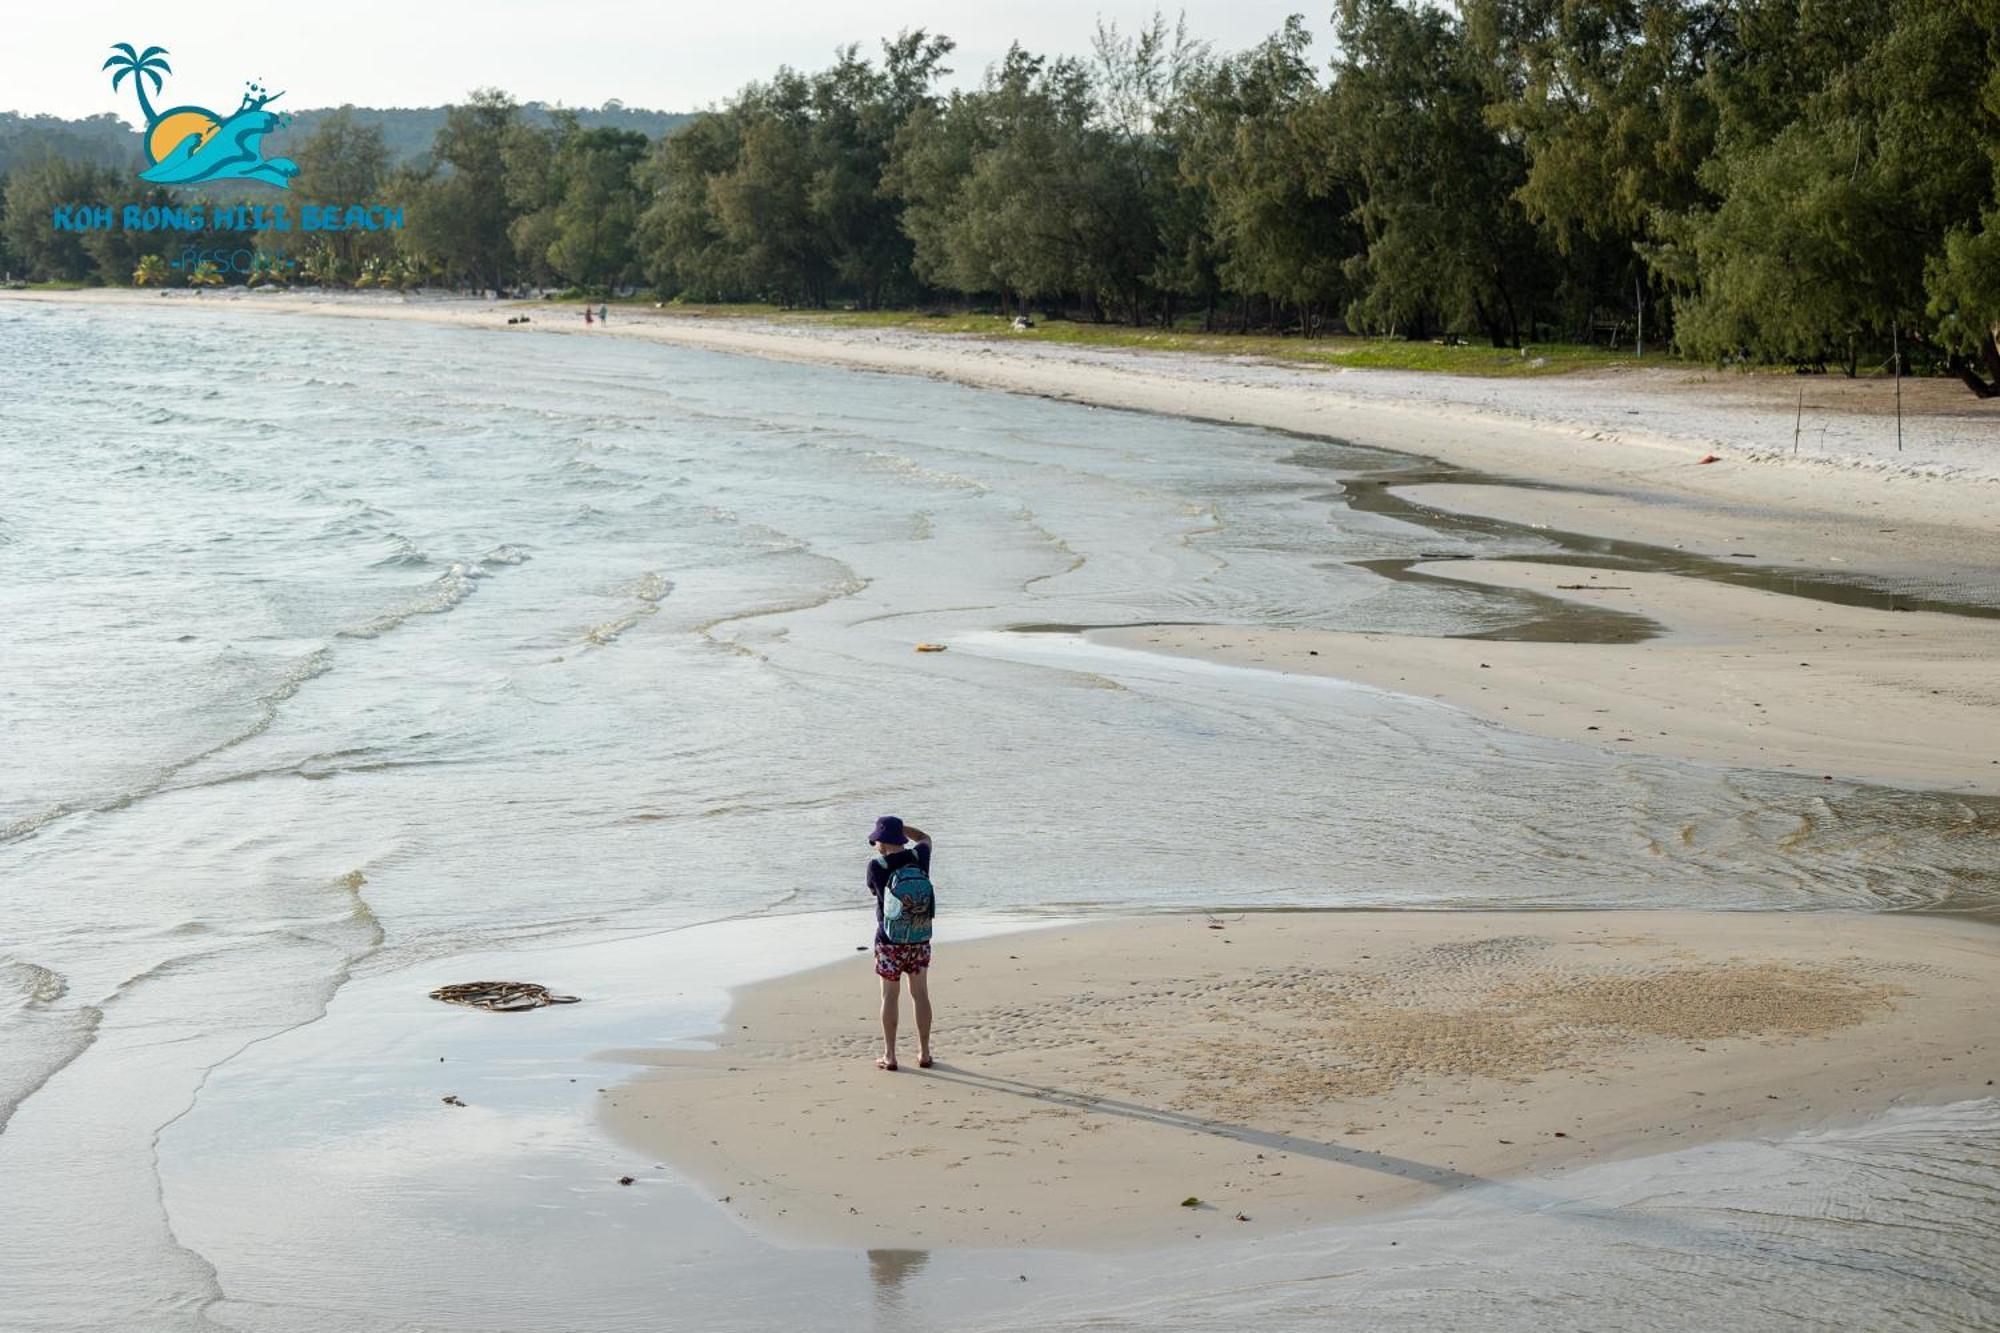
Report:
104,42,298,188
103,44,170,126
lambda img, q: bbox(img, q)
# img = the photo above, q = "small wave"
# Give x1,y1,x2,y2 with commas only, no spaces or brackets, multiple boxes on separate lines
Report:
482,543,532,566
339,562,482,639
696,575,870,656
370,534,430,568
584,572,675,646
0,958,68,1010
1017,504,1087,590
317,500,398,541
335,870,385,948
2,646,335,845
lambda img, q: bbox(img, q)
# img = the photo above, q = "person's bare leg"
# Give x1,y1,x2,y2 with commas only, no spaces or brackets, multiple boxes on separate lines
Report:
909,970,933,1067
877,972,900,1070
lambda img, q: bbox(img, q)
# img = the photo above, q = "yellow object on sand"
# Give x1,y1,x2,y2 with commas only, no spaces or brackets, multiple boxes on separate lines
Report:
914,643,947,653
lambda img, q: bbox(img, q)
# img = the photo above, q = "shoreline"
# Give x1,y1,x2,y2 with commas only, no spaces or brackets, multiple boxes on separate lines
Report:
13,287,1996,561
603,909,2000,1250
1089,560,2000,795
13,288,1997,799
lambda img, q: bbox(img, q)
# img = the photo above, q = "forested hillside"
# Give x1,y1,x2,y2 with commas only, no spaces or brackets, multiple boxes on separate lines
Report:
0,103,690,178
6,4,1997,394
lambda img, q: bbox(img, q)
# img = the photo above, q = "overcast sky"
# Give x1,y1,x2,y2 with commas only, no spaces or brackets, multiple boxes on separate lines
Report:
8,2,1319,123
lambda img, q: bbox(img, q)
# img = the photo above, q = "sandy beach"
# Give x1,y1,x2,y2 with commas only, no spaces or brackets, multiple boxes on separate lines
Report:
605,910,1999,1249
1094,560,2000,793
6,288,1998,1329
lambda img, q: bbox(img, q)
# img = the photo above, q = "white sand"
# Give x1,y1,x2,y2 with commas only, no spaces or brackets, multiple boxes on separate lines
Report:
1095,560,2000,793
604,910,1999,1249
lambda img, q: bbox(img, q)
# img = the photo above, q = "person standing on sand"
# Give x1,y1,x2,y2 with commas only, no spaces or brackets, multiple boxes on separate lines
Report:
865,815,934,1071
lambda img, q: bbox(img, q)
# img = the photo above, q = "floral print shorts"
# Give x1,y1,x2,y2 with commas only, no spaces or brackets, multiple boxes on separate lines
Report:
874,941,931,979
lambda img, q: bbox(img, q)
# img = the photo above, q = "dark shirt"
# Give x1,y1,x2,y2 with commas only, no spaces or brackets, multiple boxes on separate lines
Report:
866,841,932,945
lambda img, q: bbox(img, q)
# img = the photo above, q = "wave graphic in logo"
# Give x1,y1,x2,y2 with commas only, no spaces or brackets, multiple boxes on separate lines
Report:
104,43,299,189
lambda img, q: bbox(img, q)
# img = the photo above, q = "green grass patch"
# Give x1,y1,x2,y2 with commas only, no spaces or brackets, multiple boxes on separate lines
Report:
635,304,1659,377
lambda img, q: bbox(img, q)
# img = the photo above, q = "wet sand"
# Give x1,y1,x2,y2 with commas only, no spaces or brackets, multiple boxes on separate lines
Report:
604,911,1999,1249
1093,560,2000,794
1394,480,2000,599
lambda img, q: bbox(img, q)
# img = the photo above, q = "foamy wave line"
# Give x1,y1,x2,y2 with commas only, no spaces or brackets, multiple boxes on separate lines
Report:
371,533,430,568
339,562,482,639
696,575,871,657
584,572,675,647
0,958,68,1010
1,646,334,846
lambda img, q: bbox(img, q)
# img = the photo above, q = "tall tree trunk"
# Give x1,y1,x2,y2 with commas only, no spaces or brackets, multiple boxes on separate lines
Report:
1474,295,1506,348
1949,330,2000,398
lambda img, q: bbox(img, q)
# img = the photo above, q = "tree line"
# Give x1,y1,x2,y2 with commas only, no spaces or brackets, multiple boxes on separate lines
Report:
5,3,1998,395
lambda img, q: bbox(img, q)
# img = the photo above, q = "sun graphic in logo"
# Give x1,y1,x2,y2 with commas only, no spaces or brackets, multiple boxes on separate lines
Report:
146,107,222,164
103,43,298,188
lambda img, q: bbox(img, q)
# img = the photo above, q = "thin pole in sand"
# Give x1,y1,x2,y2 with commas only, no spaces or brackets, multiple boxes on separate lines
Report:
1893,320,1904,452
1794,383,1804,456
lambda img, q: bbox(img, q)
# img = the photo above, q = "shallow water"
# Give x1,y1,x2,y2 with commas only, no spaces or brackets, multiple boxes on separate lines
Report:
160,916,2000,1333
2,300,1996,1329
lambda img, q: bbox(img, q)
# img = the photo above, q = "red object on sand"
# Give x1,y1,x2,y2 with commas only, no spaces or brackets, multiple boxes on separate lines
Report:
1696,453,1720,464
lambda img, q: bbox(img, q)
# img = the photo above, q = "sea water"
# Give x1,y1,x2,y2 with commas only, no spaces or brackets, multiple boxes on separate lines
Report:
1,299,1995,1330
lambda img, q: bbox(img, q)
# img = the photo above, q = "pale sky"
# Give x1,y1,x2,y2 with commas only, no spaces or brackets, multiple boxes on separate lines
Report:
7,3,1319,124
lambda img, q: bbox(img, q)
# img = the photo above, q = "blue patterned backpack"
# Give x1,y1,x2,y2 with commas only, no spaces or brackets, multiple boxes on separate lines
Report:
876,857,935,945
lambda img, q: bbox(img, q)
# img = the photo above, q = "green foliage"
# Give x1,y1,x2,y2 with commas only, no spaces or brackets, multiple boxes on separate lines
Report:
291,110,394,273
641,32,955,307
1328,0,1549,346
1925,209,2000,393
1,157,116,281
12,5,2000,393
398,89,524,290
1653,0,1999,378
636,111,750,299
505,118,650,292
1468,0,1722,251
1178,18,1350,329
0,112,137,179
0,105,688,185
131,253,168,286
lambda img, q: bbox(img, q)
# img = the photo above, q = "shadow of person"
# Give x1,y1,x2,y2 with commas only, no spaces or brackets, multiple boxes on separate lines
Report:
916,1063,1492,1193
909,1063,1910,1283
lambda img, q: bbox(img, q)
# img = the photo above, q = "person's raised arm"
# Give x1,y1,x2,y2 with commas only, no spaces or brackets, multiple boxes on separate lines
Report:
901,824,930,845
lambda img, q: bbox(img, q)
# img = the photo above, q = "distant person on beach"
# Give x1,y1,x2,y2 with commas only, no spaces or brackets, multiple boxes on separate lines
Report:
584,306,594,325
865,815,934,1071
598,304,609,323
